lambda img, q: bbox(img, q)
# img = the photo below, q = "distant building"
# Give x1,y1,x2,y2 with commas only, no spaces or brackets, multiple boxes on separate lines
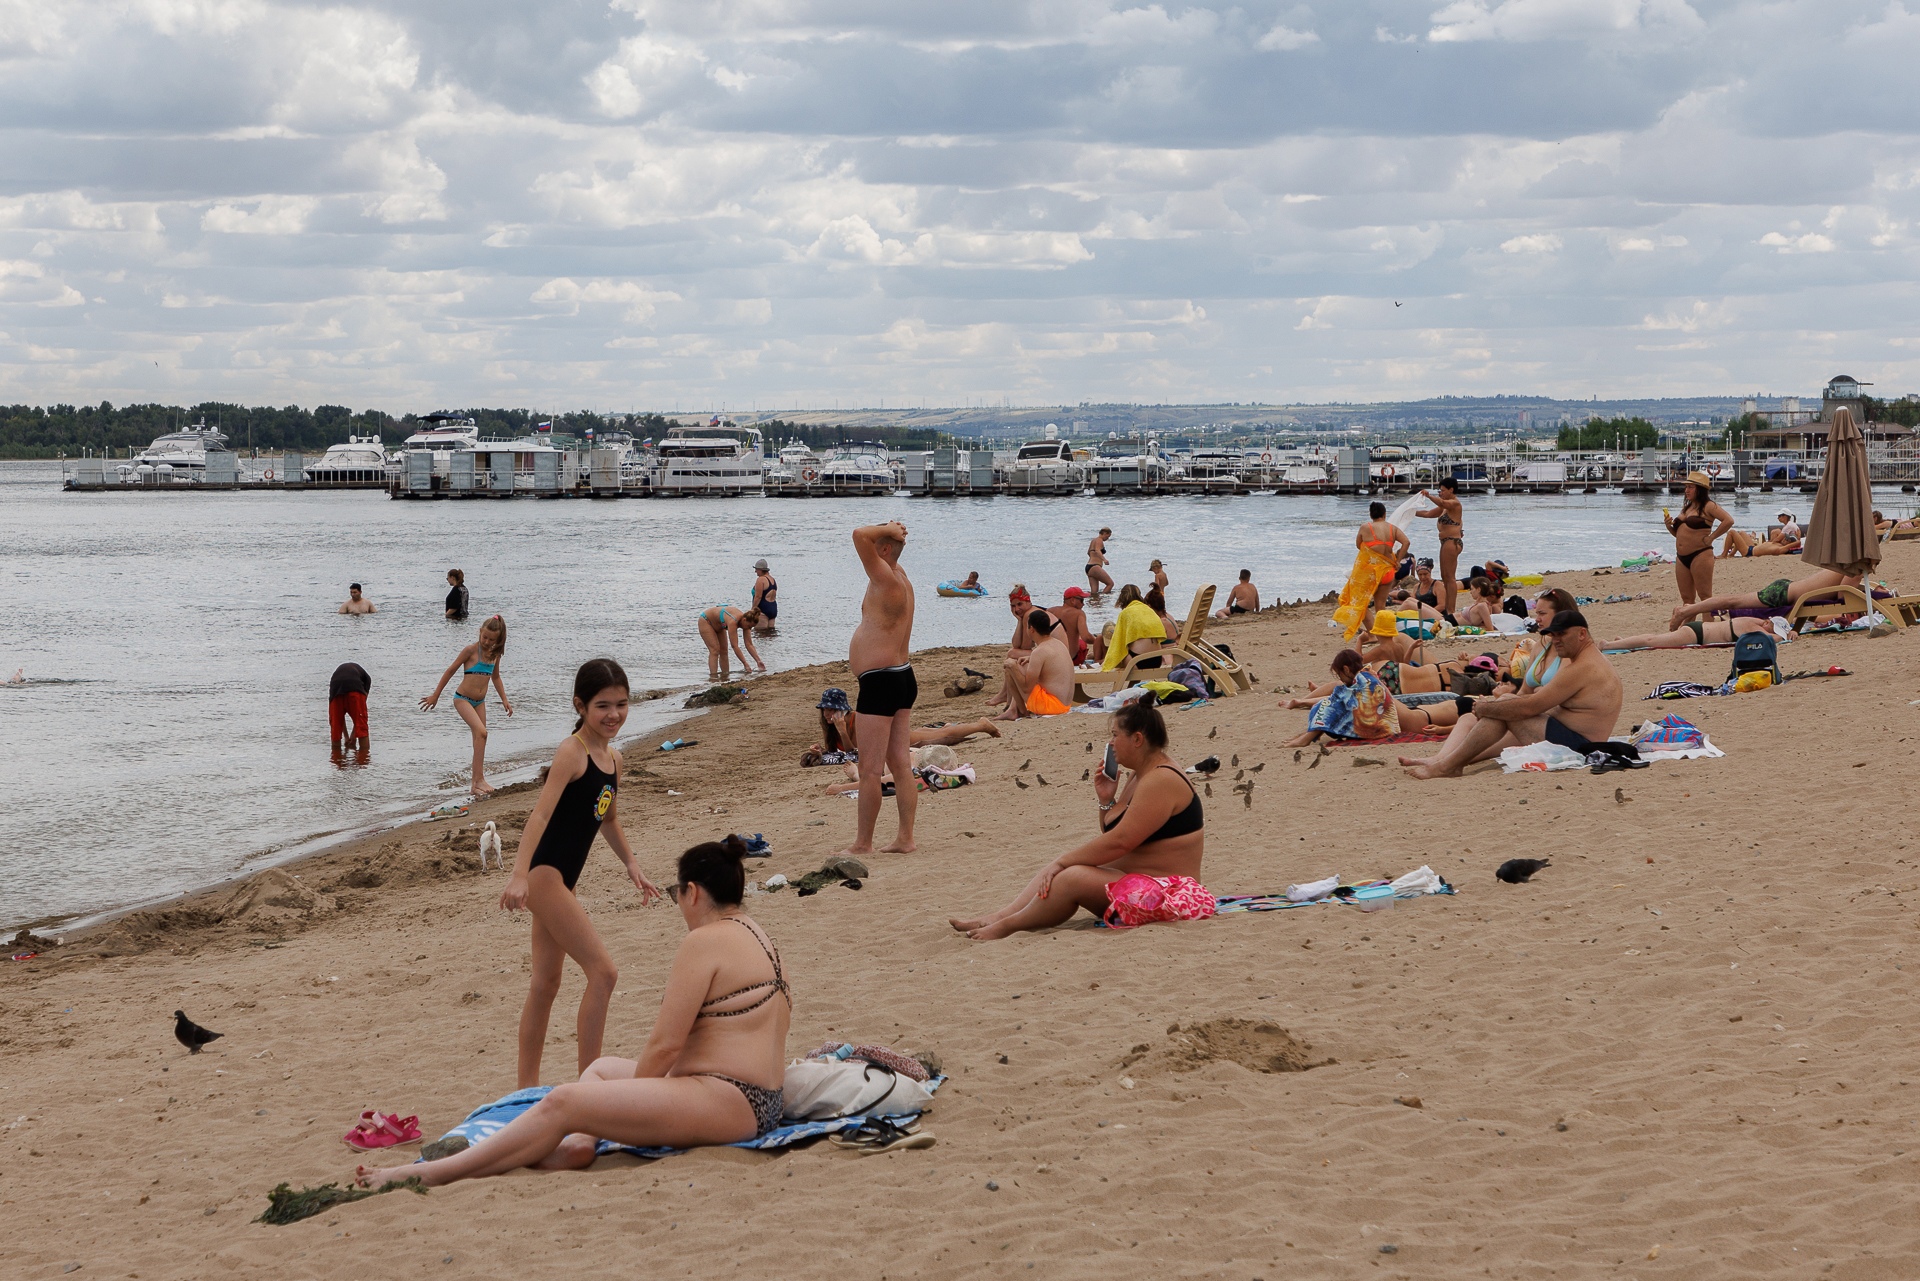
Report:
1746,373,1909,451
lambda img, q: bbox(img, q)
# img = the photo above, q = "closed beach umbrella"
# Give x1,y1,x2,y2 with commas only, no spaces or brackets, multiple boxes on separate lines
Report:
1802,405,1881,579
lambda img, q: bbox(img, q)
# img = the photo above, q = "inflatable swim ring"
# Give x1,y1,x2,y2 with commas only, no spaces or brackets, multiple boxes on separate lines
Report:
937,581,989,598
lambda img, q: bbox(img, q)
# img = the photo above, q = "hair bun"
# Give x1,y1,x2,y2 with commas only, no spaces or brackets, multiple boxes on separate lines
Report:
721,834,748,860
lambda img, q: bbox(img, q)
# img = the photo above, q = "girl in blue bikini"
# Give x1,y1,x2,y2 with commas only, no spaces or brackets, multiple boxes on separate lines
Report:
421,614,513,796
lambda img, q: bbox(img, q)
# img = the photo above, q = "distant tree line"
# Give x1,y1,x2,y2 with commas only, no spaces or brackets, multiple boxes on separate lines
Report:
752,418,953,451
0,403,664,458
1555,416,1659,451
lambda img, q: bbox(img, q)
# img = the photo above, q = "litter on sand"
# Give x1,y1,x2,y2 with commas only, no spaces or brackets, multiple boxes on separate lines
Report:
256,1178,425,1225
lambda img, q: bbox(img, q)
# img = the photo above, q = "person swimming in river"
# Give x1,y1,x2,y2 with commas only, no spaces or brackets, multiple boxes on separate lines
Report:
499,658,661,1088
420,614,513,797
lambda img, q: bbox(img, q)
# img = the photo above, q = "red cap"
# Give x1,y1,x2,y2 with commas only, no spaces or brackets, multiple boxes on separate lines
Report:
1063,587,1089,600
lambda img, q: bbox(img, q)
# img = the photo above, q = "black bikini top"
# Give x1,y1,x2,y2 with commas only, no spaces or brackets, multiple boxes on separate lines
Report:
1102,764,1204,843
697,918,790,1018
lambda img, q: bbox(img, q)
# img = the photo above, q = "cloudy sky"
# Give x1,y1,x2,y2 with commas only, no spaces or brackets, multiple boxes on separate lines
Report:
1,0,1915,411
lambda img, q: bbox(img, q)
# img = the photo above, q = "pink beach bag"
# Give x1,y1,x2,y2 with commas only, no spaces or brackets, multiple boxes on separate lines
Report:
1103,873,1217,929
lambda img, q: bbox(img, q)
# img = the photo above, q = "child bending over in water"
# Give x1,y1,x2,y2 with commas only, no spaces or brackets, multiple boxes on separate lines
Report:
502,658,661,1087
421,614,513,796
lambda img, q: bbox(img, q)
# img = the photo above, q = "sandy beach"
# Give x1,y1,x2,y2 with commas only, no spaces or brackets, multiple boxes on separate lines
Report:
6,548,1920,1280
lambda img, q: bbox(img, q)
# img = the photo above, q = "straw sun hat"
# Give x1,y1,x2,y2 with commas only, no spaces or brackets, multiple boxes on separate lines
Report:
1685,470,1713,489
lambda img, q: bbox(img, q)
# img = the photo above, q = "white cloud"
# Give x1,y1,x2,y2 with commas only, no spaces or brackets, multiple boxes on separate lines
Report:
1429,0,1704,44
1257,24,1320,51
200,197,319,234
1500,233,1563,254
531,277,681,322
1759,231,1836,253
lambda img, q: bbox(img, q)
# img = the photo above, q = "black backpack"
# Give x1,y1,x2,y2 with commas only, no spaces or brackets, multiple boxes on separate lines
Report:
1729,630,1781,685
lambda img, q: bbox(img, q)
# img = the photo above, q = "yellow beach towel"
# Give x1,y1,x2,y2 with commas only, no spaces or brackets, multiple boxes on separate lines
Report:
1332,546,1400,641
1103,602,1171,670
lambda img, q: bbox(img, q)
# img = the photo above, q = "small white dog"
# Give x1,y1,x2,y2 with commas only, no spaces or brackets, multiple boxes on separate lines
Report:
477,821,504,872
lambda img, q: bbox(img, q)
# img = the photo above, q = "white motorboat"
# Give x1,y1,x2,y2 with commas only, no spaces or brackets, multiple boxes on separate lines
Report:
1001,439,1084,493
765,441,825,495
303,435,388,485
650,420,765,496
130,417,228,476
1089,436,1167,493
399,414,481,483
815,443,897,496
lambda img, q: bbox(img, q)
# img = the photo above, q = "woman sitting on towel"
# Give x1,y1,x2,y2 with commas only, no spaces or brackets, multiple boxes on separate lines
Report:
356,837,792,1190
949,701,1203,940
1281,650,1460,748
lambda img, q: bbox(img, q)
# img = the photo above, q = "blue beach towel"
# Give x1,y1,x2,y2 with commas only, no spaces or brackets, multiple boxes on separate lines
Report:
429,1078,943,1162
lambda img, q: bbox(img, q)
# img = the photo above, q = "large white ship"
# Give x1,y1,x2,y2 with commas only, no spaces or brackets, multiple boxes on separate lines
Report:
303,435,388,485
650,420,765,496
127,417,228,478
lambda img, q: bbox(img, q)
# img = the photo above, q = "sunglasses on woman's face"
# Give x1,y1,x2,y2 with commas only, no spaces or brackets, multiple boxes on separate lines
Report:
666,883,684,903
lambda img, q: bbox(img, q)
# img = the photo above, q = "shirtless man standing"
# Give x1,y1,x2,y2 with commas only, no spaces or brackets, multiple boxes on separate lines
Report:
1086,528,1115,596
339,583,376,615
845,521,917,855
1401,611,1622,780
998,611,1074,720
1416,477,1464,620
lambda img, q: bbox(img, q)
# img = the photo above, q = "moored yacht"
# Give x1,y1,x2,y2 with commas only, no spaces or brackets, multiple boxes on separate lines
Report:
650,420,765,496
129,418,228,476
303,435,388,485
398,413,481,487
1001,438,1083,493
815,442,897,496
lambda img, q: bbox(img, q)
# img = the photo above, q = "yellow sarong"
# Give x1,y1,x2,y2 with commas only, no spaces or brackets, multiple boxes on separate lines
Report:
1103,602,1171,670
1332,546,1400,641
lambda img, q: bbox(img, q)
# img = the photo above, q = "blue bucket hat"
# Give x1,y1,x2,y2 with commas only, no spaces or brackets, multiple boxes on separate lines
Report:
817,687,851,713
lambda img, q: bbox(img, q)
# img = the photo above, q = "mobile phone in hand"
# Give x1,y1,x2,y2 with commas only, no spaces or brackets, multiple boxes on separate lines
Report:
1102,744,1119,779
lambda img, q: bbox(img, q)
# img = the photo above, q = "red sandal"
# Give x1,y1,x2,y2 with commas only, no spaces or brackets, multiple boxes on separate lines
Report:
342,1109,423,1150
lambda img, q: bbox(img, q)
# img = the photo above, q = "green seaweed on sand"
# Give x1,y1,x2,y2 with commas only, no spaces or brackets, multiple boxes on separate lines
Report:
256,1177,427,1225
683,684,747,708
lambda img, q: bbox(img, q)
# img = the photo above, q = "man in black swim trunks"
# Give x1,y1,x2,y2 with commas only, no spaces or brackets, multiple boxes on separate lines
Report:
844,521,918,856
1402,610,1623,780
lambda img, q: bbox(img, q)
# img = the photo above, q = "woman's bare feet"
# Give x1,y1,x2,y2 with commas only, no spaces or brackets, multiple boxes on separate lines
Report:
948,915,987,933
1401,759,1458,780
356,1162,426,1189
966,920,1016,941
472,782,496,798
880,837,918,853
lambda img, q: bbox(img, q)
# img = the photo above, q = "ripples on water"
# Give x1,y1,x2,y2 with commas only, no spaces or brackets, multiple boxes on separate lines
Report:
1,460,1773,926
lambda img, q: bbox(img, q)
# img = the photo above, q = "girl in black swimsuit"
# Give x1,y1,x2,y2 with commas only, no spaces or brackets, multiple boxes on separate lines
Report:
501,658,662,1088
949,701,1205,940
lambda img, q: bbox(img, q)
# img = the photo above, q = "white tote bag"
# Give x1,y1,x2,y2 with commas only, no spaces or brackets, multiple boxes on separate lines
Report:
780,1060,934,1121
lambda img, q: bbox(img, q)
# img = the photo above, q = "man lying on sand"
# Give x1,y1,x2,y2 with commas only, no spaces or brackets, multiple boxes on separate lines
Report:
1667,569,1859,631
357,837,788,1190
1401,610,1623,780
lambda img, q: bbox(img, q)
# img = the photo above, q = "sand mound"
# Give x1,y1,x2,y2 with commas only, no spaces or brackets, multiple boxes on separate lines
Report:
1120,1017,1335,1076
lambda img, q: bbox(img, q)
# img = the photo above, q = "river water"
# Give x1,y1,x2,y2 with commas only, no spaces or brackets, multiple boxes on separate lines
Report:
0,459,1827,929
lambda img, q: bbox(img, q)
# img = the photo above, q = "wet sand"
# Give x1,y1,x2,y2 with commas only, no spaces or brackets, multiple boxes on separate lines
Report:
6,549,1920,1280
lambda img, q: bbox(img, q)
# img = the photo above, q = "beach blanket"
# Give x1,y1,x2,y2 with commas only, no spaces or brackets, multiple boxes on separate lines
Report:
1213,868,1455,915
1325,725,1448,747
1103,602,1170,670
429,1079,944,1162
